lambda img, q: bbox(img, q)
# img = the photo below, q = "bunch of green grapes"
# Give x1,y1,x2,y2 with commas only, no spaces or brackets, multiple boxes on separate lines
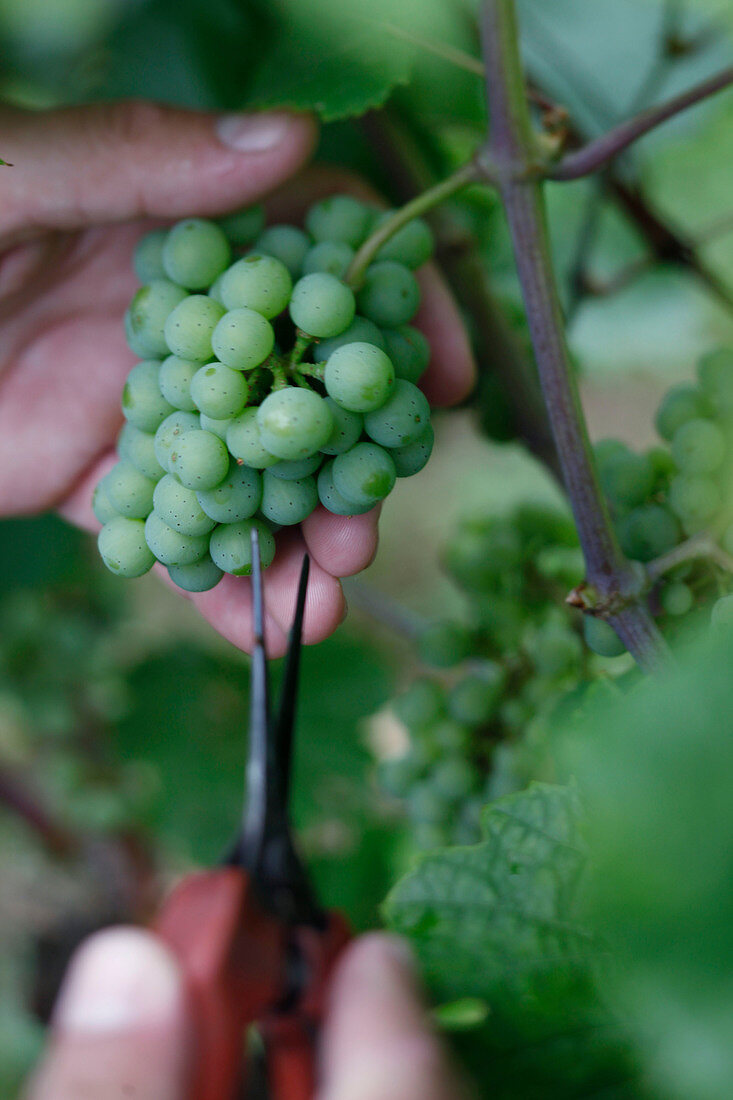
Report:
590,347,733,654
377,505,590,848
95,196,435,589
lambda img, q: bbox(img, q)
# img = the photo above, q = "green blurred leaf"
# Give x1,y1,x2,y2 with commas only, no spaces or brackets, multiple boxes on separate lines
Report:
243,1,446,121
384,784,640,1097
115,631,394,923
0,515,86,593
563,628,733,1100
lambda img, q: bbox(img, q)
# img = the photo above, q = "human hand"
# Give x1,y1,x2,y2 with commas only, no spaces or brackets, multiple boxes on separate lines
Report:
0,102,475,655
25,927,465,1099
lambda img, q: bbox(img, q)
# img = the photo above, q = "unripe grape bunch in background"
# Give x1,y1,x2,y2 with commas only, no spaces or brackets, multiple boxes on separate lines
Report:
94,195,435,589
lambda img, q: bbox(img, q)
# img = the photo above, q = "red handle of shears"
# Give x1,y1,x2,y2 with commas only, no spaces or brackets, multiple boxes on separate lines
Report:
154,867,350,1100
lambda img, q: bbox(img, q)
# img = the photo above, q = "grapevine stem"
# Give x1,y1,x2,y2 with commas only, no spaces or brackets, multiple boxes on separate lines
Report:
346,162,483,287
548,66,733,181
646,532,733,582
478,0,670,672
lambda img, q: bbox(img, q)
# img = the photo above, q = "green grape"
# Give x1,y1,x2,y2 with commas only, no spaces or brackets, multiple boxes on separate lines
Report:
443,524,513,591
153,474,216,536
377,755,423,799
316,461,374,516
117,424,165,481
211,307,275,370
167,555,223,593
220,254,292,318
162,218,231,290
672,417,726,474
302,241,355,279
697,348,733,417
104,461,156,519
381,325,430,384
668,474,721,533
98,517,156,578
374,213,434,268
324,342,395,412
647,444,676,484
208,272,227,306
515,503,577,546
133,228,167,282
268,453,322,480
528,624,582,677
661,581,694,616
126,280,187,358
154,411,200,472
209,519,276,575
122,360,174,432
305,195,373,247
124,308,154,359
363,379,430,448
711,593,733,629
190,362,249,420
255,225,310,278
534,545,584,587
227,408,279,468
417,621,472,668
313,316,386,362
196,460,262,523
92,481,118,525
170,429,229,490
199,413,232,441
432,758,479,800
319,399,363,456
391,677,442,730
158,354,199,412
583,616,626,657
164,295,226,363
407,781,451,825
429,717,471,754
144,512,210,566
217,204,265,246
448,664,505,725
616,503,680,562
332,442,396,507
261,470,318,525
289,273,356,338
655,384,712,441
357,261,420,328
390,424,435,477
595,441,655,510
257,388,333,461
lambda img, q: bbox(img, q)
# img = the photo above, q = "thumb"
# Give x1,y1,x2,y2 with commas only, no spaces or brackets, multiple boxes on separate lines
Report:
318,934,468,1100
26,927,191,1100
0,101,316,243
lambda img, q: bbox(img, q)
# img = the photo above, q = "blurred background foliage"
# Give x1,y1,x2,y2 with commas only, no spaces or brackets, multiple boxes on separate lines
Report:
1,0,732,1095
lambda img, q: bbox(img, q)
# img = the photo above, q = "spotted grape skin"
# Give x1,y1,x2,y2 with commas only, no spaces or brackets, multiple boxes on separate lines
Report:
209,519,276,575
99,517,156,578
363,380,431,448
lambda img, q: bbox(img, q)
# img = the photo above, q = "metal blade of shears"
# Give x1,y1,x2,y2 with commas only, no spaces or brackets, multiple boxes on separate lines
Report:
231,529,321,927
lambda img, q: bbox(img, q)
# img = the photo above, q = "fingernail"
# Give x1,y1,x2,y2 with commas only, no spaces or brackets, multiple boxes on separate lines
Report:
53,928,182,1035
216,111,295,153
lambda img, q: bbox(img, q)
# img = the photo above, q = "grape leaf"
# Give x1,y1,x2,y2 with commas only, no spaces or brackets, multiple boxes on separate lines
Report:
384,784,641,1098
562,627,733,1100
243,1,445,121
384,783,589,999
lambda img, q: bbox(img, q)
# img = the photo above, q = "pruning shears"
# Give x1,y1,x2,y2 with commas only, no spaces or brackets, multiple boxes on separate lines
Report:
154,530,350,1100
